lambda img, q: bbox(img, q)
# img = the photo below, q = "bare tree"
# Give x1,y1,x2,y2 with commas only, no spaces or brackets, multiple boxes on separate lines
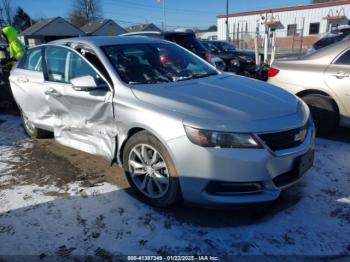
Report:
69,0,102,27
1,0,13,25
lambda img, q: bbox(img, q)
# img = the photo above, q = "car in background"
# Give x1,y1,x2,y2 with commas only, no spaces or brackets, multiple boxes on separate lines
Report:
122,30,212,63
10,36,314,207
268,38,350,134
201,40,264,78
209,55,226,71
306,26,350,55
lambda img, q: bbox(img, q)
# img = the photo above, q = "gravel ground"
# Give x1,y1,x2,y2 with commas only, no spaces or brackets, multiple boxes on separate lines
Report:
0,114,349,261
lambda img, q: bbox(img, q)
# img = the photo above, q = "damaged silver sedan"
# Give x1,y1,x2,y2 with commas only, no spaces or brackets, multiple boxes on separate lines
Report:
10,36,315,207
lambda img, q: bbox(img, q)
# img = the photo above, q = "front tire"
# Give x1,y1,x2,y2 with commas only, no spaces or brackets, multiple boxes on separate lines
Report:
301,94,339,135
21,111,50,138
122,131,181,207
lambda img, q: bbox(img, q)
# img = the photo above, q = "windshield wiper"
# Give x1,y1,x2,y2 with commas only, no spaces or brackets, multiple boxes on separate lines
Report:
128,78,171,85
174,72,218,82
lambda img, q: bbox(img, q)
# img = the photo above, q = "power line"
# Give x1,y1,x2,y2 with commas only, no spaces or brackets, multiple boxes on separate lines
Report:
110,18,208,30
103,0,217,15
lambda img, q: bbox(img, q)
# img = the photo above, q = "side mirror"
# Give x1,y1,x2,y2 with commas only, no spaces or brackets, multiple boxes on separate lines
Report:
71,75,98,91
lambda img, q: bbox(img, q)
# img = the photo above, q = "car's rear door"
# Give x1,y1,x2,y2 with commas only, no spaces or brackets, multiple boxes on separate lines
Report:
43,44,117,161
324,49,350,115
9,46,54,130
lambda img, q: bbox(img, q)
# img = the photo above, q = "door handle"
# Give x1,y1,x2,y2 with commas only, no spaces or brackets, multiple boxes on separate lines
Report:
17,76,29,83
333,72,349,79
45,88,62,97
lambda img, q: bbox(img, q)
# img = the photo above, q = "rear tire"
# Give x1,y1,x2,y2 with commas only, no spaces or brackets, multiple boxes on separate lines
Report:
21,111,51,138
301,94,338,135
122,131,182,207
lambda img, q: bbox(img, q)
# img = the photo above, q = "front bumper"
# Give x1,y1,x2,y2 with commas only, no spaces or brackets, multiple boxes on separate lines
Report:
166,124,316,206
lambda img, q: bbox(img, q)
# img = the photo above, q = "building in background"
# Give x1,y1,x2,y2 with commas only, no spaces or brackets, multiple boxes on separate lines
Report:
20,17,84,46
217,0,350,51
81,19,127,36
196,28,218,40
126,23,161,33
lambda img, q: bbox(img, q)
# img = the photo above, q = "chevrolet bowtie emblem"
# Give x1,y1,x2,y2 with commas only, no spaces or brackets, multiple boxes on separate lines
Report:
295,127,307,142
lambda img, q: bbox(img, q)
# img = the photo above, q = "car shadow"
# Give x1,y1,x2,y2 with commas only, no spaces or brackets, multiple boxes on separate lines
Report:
155,181,305,228
320,126,350,143
0,180,306,259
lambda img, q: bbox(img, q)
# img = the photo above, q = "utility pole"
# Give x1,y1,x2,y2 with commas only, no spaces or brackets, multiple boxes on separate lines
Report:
226,0,229,41
163,0,166,31
87,0,92,22
158,0,166,31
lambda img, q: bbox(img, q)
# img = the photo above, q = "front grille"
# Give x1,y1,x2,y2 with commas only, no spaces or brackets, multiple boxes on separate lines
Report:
258,124,308,151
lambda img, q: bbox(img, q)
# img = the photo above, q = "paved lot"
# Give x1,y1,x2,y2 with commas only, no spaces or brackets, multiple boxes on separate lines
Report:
0,114,349,260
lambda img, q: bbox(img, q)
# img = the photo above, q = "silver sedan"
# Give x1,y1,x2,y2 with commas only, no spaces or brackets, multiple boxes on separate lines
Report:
268,39,350,134
10,36,315,207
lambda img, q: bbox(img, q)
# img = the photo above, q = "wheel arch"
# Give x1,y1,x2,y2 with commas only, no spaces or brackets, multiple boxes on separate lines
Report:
296,89,340,115
118,126,176,165
118,127,145,164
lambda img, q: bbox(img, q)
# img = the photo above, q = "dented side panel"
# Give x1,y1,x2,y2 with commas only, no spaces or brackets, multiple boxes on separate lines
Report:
46,82,118,161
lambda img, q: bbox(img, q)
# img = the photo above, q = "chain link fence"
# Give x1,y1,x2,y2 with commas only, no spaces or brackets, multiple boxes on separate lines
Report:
230,29,319,60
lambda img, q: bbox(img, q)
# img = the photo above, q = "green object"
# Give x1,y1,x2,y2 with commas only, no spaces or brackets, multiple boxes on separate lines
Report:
2,26,25,60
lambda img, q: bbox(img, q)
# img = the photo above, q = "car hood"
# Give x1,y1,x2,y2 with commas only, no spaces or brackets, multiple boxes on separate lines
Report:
131,74,303,132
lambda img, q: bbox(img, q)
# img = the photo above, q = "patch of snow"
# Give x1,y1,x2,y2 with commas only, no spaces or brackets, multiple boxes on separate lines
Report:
0,115,29,178
0,115,349,258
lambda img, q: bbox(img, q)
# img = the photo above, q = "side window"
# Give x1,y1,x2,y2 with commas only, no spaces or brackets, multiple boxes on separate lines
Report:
335,50,350,65
45,46,69,83
17,48,42,72
68,52,106,86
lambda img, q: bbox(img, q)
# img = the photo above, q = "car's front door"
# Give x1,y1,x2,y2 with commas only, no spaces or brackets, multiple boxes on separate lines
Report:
9,47,55,130
324,49,350,116
43,45,117,161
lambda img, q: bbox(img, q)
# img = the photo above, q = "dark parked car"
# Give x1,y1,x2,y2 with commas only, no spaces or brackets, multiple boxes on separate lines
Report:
201,40,264,78
123,31,212,63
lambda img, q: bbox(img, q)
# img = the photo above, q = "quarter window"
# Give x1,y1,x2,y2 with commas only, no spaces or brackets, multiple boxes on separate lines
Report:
17,47,42,72
309,23,320,35
335,50,350,65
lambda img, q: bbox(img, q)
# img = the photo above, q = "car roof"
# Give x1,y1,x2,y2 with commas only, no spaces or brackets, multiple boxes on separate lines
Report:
52,35,165,47
122,31,195,37
122,31,162,36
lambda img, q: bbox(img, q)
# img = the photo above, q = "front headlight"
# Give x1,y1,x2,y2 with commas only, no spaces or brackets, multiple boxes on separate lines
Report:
184,126,262,148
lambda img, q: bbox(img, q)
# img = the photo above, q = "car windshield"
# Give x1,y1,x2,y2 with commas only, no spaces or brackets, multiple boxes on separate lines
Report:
164,34,207,53
102,43,218,85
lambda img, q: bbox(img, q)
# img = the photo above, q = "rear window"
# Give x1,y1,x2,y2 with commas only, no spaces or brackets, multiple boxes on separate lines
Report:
164,34,207,53
314,35,346,50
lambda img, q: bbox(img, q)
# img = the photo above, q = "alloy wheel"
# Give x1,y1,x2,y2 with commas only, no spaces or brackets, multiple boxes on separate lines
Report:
128,144,170,198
